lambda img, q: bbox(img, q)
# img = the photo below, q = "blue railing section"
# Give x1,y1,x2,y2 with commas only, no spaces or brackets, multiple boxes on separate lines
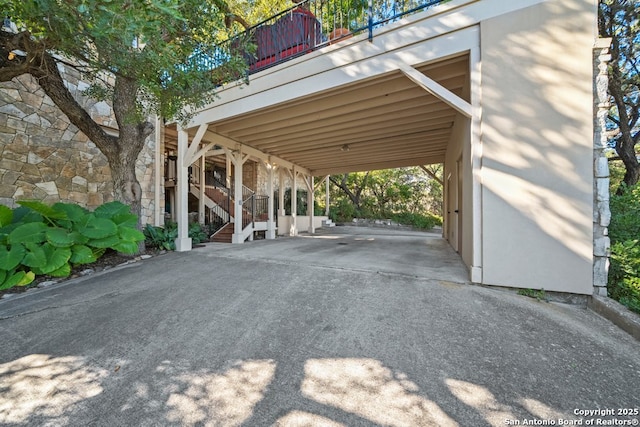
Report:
189,0,448,75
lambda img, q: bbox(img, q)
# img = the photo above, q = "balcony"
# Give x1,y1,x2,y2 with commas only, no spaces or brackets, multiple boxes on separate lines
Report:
191,0,449,74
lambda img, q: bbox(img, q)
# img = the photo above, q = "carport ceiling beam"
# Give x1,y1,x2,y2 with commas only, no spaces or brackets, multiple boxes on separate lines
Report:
398,63,472,118
312,155,445,176
203,130,310,175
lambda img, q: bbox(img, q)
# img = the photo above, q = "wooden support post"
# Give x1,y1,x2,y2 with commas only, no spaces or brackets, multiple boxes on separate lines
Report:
232,148,244,244
291,167,298,236
267,163,276,239
175,128,192,252
308,175,315,234
198,155,205,224
325,176,330,216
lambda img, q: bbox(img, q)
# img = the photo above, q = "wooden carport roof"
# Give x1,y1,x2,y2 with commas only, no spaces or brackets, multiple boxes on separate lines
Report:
164,53,470,176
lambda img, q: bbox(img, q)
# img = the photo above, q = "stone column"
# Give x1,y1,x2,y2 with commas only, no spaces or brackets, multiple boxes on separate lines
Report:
593,38,613,296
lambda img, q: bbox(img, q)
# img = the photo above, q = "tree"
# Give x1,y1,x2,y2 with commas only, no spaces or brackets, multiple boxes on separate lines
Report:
328,167,443,221
1,0,248,226
598,0,640,188
330,172,371,212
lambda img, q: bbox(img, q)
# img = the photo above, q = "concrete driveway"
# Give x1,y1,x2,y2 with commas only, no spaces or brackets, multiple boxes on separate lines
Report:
1,226,639,426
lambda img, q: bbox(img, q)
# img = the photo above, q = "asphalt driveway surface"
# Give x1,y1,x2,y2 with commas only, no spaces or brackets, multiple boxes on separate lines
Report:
1,226,639,426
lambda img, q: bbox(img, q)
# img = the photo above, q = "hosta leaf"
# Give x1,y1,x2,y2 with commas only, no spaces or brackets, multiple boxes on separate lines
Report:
94,201,130,219
17,271,35,287
118,226,145,242
38,244,72,275
112,241,139,254
22,243,47,269
0,244,26,271
0,270,34,290
70,244,97,265
88,234,121,249
69,231,89,245
46,228,75,248
92,247,106,259
112,213,138,228
80,216,117,239
48,263,71,278
52,203,89,222
8,222,48,245
18,200,68,221
0,205,12,227
11,206,42,224
0,269,5,284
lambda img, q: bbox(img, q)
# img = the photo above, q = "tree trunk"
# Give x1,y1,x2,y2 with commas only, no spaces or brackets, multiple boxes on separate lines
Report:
105,141,145,225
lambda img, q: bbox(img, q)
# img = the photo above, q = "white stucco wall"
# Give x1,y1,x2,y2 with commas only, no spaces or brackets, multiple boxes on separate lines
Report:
479,0,596,294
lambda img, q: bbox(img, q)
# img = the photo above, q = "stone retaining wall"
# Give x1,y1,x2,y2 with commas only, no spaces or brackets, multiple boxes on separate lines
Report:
592,39,612,296
0,65,156,224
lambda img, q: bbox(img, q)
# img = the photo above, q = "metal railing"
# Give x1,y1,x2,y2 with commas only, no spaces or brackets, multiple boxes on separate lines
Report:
189,0,449,74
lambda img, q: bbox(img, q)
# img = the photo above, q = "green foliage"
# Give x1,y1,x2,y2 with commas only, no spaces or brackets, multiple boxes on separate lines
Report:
517,288,547,302
389,212,442,230
598,0,640,187
0,201,144,292
189,222,208,244
327,167,443,224
144,222,178,251
609,241,640,314
609,183,640,243
608,183,640,313
6,0,250,123
143,220,209,250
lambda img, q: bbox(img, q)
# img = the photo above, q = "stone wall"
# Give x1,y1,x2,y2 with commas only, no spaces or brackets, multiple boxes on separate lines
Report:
593,39,612,296
0,65,156,225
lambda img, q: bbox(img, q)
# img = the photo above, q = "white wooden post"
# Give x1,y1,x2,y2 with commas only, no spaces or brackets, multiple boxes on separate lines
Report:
232,148,244,244
175,128,192,252
291,167,298,236
325,175,330,216
198,155,205,224
226,152,232,188
154,115,163,226
308,175,315,234
267,163,276,239
278,168,285,217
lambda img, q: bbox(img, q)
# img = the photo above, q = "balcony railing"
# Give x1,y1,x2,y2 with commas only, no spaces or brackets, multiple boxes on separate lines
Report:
189,0,448,75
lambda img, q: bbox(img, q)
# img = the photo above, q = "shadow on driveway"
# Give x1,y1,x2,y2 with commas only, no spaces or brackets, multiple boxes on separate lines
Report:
1,226,638,426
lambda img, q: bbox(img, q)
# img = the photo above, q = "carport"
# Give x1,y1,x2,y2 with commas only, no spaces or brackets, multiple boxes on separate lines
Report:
161,0,597,295
164,13,480,267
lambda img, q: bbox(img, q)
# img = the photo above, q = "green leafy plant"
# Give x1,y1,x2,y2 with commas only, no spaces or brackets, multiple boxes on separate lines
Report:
0,200,144,292
188,222,208,244
144,222,178,251
608,183,640,314
143,221,209,250
517,288,547,302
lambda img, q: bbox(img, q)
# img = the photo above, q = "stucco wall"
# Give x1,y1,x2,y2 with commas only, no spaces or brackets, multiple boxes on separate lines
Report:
479,0,595,294
444,114,473,267
0,67,156,225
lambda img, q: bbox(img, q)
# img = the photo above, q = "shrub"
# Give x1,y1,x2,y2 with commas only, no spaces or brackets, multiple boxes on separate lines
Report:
144,221,209,251
390,212,442,230
608,184,640,314
0,200,144,292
